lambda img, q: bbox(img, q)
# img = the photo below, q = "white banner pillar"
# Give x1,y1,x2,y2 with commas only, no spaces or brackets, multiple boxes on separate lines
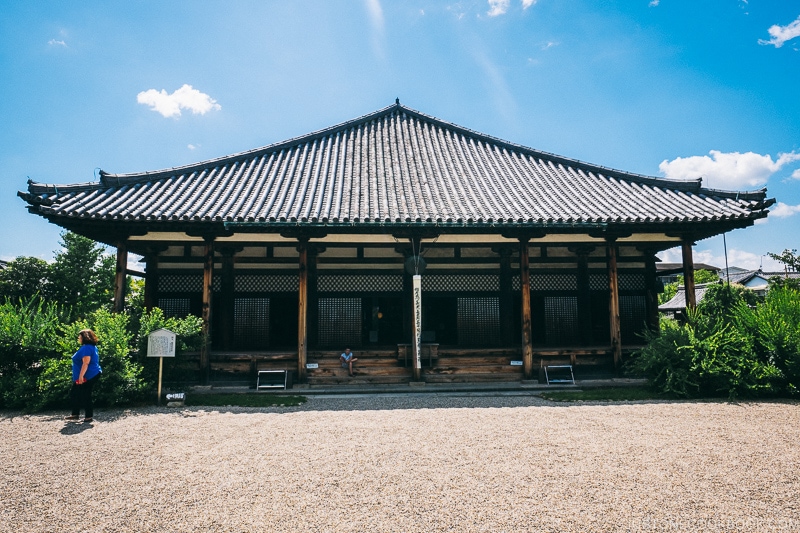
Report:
412,274,422,381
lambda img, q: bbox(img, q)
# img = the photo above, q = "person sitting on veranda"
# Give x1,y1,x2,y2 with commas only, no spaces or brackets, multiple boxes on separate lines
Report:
340,347,358,377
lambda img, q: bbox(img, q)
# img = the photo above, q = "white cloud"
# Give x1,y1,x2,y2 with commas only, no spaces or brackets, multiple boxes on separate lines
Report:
364,0,384,30
541,41,558,50
136,84,221,118
649,0,660,7
364,0,386,58
770,202,800,218
659,150,800,190
759,15,800,48
487,0,509,17
792,169,800,180
522,0,537,9
658,247,783,272
188,144,198,150
48,39,67,47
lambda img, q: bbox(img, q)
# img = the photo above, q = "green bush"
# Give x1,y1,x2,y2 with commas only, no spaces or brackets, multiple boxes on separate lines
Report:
34,309,148,411
136,308,203,384
0,299,64,409
630,283,783,399
734,285,800,396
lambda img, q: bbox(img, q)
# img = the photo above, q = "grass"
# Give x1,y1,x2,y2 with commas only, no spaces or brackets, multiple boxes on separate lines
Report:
184,393,307,408
539,386,670,402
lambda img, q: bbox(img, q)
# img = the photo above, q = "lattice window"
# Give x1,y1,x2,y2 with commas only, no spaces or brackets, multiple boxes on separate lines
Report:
532,274,577,291
457,297,500,346
159,274,202,293
589,274,609,290
512,274,520,291
621,295,647,343
619,274,646,291
234,298,270,349
318,298,362,347
544,296,579,345
318,275,403,293
158,274,221,292
234,275,297,293
158,298,191,319
423,275,499,292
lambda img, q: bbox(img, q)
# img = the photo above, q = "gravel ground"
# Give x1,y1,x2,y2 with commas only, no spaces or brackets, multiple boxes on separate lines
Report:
2,395,799,532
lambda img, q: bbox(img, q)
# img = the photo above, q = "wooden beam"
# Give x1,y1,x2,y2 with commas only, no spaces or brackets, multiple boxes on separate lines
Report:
519,238,534,380
200,239,214,385
606,239,622,370
112,241,128,313
297,239,309,383
682,239,696,309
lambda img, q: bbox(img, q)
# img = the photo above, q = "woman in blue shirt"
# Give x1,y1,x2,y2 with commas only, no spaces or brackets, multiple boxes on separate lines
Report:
65,329,102,423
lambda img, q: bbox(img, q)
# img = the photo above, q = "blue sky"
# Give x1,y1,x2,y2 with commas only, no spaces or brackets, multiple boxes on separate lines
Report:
2,0,799,271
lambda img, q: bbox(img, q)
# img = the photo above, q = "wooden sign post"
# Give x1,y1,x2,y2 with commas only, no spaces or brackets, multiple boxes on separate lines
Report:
147,328,176,404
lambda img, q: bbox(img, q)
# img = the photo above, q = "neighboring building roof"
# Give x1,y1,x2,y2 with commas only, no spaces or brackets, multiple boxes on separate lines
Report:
659,283,716,312
19,101,773,237
722,270,800,287
656,262,720,273
659,272,800,312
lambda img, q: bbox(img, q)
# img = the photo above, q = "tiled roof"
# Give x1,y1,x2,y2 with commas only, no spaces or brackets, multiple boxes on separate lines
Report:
658,283,715,312
19,102,773,232
723,270,800,285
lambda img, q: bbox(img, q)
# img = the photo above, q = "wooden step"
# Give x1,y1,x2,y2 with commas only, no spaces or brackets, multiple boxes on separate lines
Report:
423,373,522,383
309,366,410,377
436,347,520,357
307,374,412,386
427,365,522,375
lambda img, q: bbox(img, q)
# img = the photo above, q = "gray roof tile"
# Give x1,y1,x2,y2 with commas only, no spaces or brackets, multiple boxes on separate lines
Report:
19,102,773,231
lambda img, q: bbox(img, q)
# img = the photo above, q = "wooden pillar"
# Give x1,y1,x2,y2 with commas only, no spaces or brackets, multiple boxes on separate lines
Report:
499,247,514,346
606,239,622,370
200,238,214,385
112,241,128,313
297,239,309,383
643,250,659,332
681,239,696,310
519,238,534,380
220,248,236,350
143,252,159,311
575,247,593,345
307,247,319,348
402,267,412,341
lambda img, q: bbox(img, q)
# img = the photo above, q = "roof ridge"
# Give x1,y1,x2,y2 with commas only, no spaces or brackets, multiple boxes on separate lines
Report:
23,101,767,202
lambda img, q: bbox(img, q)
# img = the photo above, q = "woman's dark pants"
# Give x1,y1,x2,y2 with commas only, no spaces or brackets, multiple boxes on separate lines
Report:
70,374,100,418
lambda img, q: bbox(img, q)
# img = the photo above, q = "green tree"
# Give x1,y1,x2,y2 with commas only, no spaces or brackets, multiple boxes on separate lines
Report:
768,249,799,271
48,232,115,320
0,256,51,302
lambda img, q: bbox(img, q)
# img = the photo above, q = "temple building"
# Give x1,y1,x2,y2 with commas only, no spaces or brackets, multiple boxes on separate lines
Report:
19,102,773,385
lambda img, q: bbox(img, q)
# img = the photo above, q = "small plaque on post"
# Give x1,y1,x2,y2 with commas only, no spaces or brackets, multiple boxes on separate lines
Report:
147,329,176,358
148,328,176,405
